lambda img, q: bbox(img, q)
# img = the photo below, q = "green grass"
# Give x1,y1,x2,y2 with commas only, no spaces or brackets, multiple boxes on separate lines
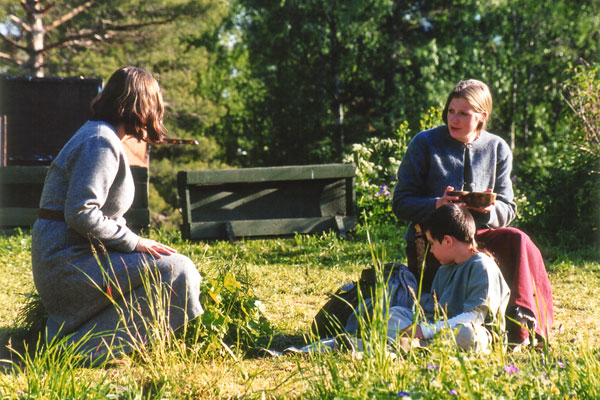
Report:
0,224,598,399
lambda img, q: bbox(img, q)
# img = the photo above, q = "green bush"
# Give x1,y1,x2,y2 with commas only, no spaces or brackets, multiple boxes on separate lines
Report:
195,269,273,352
514,63,600,249
516,148,599,249
343,122,409,225
344,108,441,226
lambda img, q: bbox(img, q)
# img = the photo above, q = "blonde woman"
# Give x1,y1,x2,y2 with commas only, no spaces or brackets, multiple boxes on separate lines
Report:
392,79,553,346
32,67,203,363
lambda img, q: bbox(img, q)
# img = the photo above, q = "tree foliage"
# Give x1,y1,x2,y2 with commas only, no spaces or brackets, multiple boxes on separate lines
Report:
211,0,598,170
222,0,445,165
0,0,218,76
0,0,232,142
1,0,598,245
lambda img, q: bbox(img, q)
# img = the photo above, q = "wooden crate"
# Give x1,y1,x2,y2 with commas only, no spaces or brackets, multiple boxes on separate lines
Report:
178,163,357,240
0,76,150,232
0,166,150,232
0,76,102,166
0,76,149,168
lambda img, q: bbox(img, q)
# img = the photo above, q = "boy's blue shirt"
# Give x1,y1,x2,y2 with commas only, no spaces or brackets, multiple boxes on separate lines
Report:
420,252,511,323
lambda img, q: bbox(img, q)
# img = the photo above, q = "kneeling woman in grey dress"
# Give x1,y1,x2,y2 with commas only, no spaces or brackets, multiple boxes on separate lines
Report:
31,66,203,363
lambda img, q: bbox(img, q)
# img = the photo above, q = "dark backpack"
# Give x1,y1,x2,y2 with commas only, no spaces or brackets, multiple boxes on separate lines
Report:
311,262,407,339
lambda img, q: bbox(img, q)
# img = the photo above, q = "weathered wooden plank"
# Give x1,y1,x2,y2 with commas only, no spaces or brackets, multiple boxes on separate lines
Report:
130,166,148,182
178,163,357,240
186,179,348,222
0,166,147,185
130,166,149,211
0,207,38,226
182,163,355,186
0,166,48,184
185,216,357,240
0,207,150,229
124,208,150,229
1,166,150,229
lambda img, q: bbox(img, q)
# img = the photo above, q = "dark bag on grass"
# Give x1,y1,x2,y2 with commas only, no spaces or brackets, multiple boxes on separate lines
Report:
311,262,411,339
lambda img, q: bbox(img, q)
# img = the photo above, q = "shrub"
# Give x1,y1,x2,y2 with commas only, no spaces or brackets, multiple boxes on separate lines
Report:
344,107,442,226
194,269,273,352
515,63,600,249
343,122,409,225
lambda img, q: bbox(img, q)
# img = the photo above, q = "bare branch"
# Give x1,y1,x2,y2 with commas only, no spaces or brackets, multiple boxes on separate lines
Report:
46,0,96,32
40,1,57,17
580,146,599,157
20,0,33,14
103,16,179,33
0,32,29,51
43,36,101,52
42,17,178,53
9,14,32,33
0,52,24,66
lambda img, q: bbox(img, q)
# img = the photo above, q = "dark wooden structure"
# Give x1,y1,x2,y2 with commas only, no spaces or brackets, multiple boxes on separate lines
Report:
0,76,149,231
178,163,357,240
0,166,149,232
0,76,102,166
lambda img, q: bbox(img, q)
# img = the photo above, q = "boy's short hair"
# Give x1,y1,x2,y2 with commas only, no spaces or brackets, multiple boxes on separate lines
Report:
420,204,476,244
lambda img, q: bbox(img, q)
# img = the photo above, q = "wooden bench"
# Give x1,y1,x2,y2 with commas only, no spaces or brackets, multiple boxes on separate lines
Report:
178,163,357,241
0,166,150,232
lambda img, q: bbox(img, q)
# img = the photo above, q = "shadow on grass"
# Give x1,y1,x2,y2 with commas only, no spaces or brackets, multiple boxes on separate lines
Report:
0,326,14,360
0,325,41,372
0,294,46,369
243,331,307,359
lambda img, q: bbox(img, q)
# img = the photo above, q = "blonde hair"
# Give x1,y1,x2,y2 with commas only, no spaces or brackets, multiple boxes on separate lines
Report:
442,79,492,131
91,66,167,144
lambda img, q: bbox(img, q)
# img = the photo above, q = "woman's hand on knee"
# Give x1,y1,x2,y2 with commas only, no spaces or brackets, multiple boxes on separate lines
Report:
135,238,178,258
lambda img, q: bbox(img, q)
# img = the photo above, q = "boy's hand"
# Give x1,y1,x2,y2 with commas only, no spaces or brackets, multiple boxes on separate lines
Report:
401,325,425,339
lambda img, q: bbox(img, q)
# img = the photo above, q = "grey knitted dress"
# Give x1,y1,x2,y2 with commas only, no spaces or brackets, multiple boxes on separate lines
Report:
31,120,203,362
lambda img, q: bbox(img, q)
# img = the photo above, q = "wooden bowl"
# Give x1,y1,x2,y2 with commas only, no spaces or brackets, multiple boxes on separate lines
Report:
447,191,497,208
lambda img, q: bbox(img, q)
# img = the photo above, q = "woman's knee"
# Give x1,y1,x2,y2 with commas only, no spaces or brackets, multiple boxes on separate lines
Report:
494,227,535,246
155,254,201,288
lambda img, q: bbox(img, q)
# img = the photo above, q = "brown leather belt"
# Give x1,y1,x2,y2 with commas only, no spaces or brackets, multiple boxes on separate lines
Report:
38,208,65,221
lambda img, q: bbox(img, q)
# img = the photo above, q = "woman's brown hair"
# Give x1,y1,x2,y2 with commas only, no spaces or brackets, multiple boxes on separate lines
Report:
442,79,493,132
91,66,167,144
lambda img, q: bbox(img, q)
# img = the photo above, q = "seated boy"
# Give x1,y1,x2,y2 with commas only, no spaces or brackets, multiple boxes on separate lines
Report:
389,203,510,351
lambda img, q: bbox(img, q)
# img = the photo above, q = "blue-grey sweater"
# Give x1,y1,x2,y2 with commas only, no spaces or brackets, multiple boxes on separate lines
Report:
392,125,517,241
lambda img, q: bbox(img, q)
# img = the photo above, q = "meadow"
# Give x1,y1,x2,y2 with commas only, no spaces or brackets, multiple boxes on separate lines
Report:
0,224,599,399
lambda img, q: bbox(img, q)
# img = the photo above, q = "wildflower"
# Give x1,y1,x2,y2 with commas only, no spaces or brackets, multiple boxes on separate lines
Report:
397,391,409,397
504,364,519,374
557,361,565,369
427,363,440,370
449,389,458,396
541,371,550,380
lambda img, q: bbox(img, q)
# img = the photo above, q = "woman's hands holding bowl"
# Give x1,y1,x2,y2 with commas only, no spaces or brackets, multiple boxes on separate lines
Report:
437,186,496,213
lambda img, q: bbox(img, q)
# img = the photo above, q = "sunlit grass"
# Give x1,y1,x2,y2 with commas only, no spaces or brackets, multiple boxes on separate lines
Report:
0,224,598,398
